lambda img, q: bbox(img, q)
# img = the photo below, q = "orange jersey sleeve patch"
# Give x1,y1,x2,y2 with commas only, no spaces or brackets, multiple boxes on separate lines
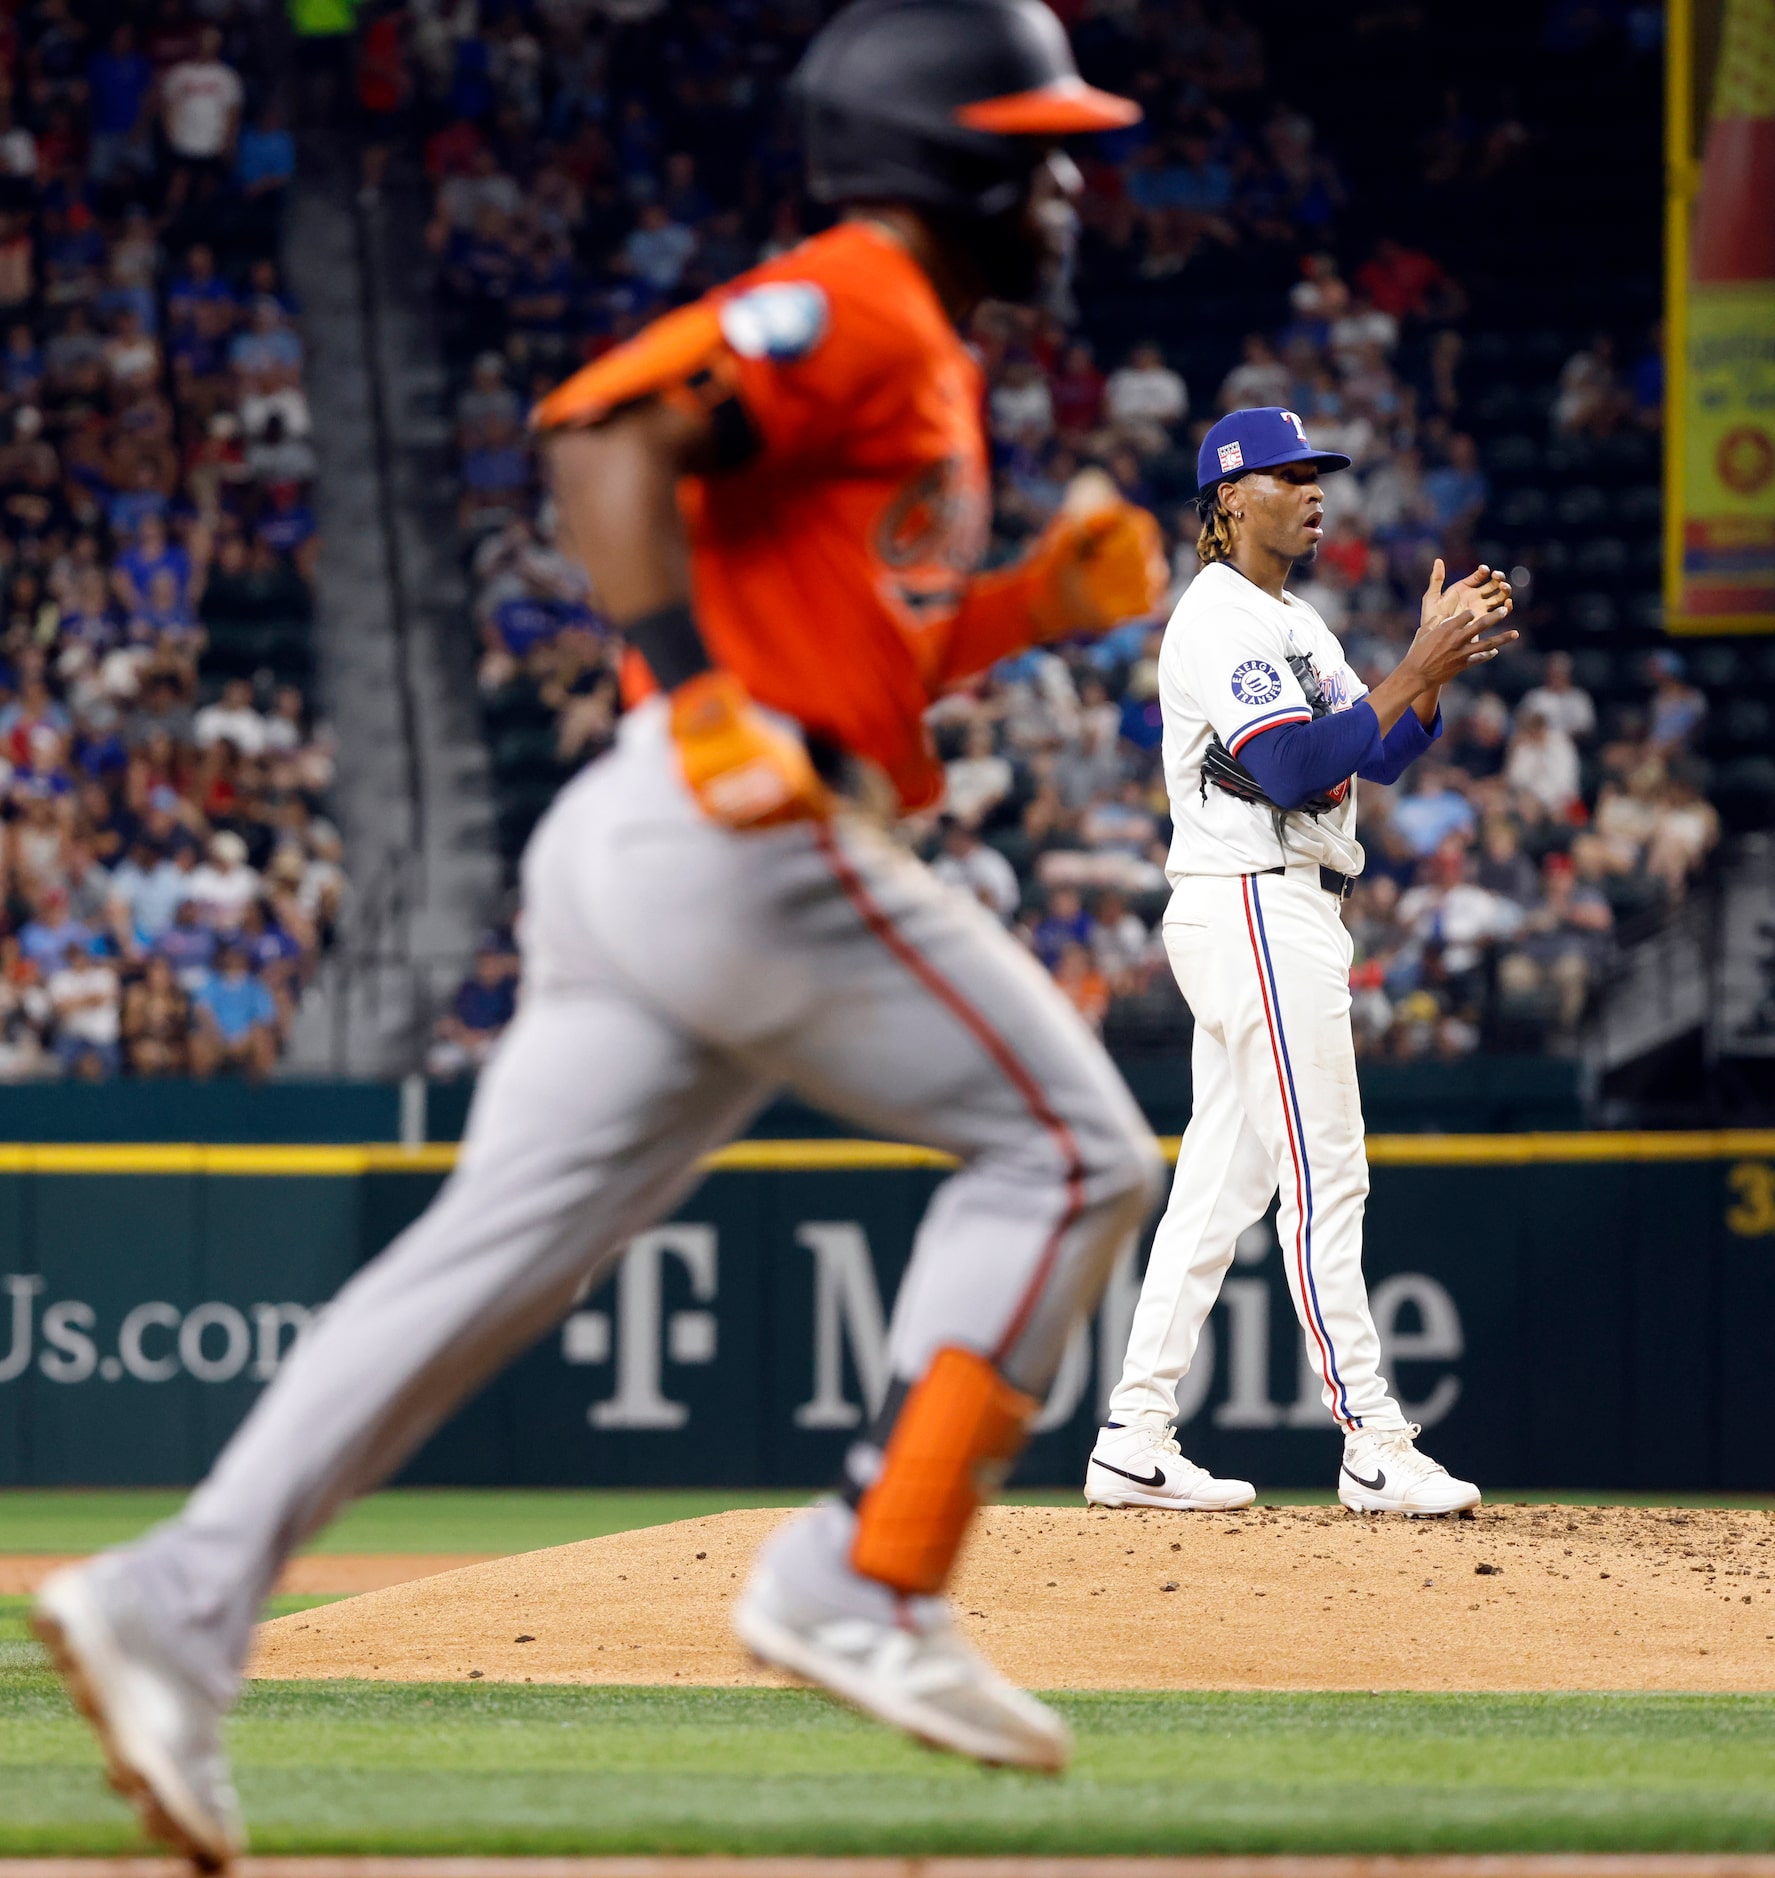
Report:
530,302,729,432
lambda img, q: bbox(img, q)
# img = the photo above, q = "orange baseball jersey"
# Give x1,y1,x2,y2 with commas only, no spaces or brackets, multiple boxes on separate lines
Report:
533,221,1032,812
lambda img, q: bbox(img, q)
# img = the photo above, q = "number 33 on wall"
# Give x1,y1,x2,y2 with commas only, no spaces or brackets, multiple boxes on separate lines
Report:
1725,1162,1775,1236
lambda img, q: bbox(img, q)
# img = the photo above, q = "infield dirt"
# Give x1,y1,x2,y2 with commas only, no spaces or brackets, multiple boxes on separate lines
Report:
250,1504,1775,1691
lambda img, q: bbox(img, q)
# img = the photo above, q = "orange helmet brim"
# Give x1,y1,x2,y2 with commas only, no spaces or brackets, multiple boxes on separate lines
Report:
955,76,1141,136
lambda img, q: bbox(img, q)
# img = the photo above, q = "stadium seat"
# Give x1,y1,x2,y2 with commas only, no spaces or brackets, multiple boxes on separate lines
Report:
1570,650,1618,696
1522,330,1571,373
1572,537,1630,584
1566,592,1620,635
1714,757,1775,833
1483,434,1540,479
1617,484,1662,529
1554,485,1610,536
1714,697,1772,753
1494,486,1553,540
491,727,566,783
1471,384,1527,432
1593,431,1659,483
1623,593,1665,635
1693,646,1743,690
482,683,555,735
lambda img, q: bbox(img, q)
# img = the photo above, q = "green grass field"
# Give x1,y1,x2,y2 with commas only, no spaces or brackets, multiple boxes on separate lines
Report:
5,1485,1771,1555
5,1487,1775,1856
0,1487,812,1555
4,1674,1774,1855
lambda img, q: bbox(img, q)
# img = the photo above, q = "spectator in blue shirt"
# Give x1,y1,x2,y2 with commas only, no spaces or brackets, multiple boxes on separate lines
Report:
256,485,319,577
621,203,696,295
2,323,41,399
167,245,236,330
113,514,192,611
106,469,170,541
237,104,295,201
229,299,304,380
491,594,566,661
21,890,95,973
1422,433,1488,535
189,945,279,1081
86,24,155,184
1391,764,1479,857
1031,888,1094,971
155,899,219,991
238,900,304,1014
107,839,182,946
427,944,518,1077
458,415,531,531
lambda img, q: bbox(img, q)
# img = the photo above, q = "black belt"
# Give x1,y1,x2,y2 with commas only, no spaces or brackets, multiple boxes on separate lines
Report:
1259,864,1356,901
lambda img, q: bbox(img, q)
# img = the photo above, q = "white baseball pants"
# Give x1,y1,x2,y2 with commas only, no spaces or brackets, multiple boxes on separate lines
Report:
1107,868,1406,1435
129,701,1162,1700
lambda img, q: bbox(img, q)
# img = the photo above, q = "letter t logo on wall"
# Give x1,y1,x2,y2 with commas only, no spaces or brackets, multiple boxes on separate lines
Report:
571,1225,719,1430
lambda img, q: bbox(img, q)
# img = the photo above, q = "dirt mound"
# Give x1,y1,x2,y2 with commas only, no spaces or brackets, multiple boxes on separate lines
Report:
251,1503,1775,1692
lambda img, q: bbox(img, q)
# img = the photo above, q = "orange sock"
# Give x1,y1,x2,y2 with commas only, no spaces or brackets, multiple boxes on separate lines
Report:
850,1346,1037,1597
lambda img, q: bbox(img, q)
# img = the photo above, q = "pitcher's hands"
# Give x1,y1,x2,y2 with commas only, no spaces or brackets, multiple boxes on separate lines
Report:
1407,559,1517,685
670,670,830,829
1026,470,1169,643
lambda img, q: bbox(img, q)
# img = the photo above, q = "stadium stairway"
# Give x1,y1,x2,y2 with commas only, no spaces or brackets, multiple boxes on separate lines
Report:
1585,839,1775,1104
281,127,501,1074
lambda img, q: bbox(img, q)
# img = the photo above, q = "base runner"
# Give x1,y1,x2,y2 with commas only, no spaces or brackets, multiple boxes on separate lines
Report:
35,4,1168,1862
1085,408,1514,1520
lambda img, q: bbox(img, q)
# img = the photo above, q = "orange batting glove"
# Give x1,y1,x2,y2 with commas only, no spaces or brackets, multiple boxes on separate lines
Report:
669,670,830,829
1024,476,1168,644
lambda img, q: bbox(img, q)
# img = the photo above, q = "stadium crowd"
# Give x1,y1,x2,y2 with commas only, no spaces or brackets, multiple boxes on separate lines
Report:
399,0,1699,1068
0,2,343,1081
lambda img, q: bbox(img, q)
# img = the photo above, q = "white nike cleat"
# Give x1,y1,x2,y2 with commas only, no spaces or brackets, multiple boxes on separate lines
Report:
1337,1421,1481,1516
32,1559,244,1871
733,1502,1070,1772
1084,1416,1255,1510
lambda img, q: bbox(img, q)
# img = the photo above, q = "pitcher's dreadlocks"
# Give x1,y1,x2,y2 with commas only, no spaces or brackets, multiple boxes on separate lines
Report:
1194,482,1237,565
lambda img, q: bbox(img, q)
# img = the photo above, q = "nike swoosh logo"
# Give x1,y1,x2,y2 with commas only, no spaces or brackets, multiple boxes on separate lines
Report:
1342,1464,1386,1492
1092,1458,1167,1489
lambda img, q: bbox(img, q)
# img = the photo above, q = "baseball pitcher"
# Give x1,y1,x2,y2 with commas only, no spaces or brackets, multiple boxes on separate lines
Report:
1086,408,1514,1519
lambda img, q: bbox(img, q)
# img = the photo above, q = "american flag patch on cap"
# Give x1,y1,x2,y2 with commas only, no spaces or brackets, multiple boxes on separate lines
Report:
1218,440,1244,473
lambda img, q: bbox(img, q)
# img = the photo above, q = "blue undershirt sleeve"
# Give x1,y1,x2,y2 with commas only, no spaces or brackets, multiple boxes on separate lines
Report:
1356,705,1443,786
1236,701,1385,809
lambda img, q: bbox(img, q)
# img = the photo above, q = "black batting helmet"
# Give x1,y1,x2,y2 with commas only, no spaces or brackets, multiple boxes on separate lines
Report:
794,0,1140,220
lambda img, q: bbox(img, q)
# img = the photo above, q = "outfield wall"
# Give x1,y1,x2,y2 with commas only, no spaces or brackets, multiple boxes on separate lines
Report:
0,1133,1769,1492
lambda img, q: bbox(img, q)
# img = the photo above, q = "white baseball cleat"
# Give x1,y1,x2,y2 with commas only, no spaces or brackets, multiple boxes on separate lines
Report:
1337,1422,1480,1516
1084,1416,1255,1510
733,1503,1070,1772
32,1559,244,1872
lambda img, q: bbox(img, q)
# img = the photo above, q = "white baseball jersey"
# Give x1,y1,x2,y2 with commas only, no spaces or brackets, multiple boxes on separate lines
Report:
1158,559,1368,882
1108,557,1414,1447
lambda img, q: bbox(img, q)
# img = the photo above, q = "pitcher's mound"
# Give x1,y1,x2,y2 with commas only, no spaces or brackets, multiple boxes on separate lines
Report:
251,1503,1775,1692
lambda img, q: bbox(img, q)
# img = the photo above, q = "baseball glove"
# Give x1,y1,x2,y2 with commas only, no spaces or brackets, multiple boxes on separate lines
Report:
1198,652,1349,819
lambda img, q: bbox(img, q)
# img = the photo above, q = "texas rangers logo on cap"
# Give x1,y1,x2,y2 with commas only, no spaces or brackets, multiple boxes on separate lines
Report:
1197,407,1354,494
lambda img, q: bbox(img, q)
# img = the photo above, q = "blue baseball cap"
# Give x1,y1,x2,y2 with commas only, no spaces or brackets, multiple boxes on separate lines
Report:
1195,406,1352,496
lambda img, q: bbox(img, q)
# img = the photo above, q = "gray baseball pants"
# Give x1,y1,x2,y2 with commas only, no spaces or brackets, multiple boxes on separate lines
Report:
128,701,1162,1700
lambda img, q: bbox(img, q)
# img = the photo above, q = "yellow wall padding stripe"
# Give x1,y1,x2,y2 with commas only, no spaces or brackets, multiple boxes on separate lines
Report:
0,1131,1769,1175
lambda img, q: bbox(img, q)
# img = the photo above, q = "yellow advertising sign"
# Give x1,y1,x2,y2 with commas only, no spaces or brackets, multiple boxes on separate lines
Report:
1666,0,1775,632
